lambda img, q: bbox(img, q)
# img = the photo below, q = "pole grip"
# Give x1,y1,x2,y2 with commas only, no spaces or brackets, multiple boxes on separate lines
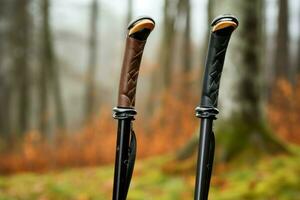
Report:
200,15,238,108
118,17,155,108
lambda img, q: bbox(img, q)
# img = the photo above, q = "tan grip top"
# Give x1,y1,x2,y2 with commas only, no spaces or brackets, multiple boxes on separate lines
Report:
117,37,146,107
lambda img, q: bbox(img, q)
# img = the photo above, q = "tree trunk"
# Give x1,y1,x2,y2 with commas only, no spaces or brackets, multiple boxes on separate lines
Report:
146,0,177,115
274,0,290,80
176,0,214,159
11,0,31,135
161,0,176,89
207,0,213,23
40,0,66,133
297,3,300,77
127,0,133,24
298,34,300,76
204,0,214,55
205,0,213,53
85,0,99,120
0,1,12,137
182,0,192,74
298,35,300,75
51,64,65,130
176,0,192,99
199,0,214,84
39,0,50,134
47,0,66,130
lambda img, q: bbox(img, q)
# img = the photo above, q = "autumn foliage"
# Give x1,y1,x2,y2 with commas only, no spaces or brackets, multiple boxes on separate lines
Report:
0,78,299,174
0,91,198,174
268,79,300,145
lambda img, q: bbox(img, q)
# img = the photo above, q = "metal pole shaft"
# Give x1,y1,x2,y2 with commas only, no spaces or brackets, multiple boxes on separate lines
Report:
194,118,213,200
112,119,131,200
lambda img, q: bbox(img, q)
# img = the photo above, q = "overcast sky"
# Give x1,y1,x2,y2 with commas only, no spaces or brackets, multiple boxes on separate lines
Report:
51,0,207,42
51,0,299,43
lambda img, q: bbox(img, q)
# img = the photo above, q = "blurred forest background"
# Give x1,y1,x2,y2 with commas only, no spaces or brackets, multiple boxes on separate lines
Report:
0,0,300,199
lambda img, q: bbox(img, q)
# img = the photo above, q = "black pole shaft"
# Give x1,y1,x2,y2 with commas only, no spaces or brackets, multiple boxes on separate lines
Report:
194,118,213,200
112,119,131,200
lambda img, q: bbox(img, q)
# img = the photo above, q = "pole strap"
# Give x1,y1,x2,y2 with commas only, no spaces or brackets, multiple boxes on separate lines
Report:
203,131,215,198
124,128,137,198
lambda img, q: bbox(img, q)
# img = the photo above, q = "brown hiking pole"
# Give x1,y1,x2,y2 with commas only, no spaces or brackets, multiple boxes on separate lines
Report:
112,16,155,200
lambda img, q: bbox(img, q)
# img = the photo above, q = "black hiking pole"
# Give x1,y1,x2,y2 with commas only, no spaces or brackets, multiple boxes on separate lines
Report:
112,16,155,200
194,15,238,200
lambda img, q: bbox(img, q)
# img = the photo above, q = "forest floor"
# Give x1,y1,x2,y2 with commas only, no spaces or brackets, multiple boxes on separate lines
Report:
0,154,300,200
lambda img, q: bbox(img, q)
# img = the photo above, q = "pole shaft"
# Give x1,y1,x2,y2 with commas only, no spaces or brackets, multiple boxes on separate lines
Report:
112,119,131,200
194,118,213,200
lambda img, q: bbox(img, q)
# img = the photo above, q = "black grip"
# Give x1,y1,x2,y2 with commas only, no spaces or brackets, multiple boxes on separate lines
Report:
201,15,238,108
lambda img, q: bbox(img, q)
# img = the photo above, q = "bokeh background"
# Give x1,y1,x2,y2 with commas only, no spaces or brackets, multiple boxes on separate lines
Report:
0,0,300,199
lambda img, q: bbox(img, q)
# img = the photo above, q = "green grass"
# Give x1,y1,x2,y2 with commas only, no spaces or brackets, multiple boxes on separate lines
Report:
0,155,299,200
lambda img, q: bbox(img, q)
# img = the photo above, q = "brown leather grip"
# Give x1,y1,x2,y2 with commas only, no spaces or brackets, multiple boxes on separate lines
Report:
117,37,146,107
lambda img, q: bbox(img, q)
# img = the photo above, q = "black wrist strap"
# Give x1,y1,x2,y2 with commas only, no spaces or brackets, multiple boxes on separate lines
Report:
124,128,137,199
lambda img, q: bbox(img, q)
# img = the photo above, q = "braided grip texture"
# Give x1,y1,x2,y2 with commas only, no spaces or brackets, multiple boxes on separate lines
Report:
118,37,146,107
201,30,233,108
